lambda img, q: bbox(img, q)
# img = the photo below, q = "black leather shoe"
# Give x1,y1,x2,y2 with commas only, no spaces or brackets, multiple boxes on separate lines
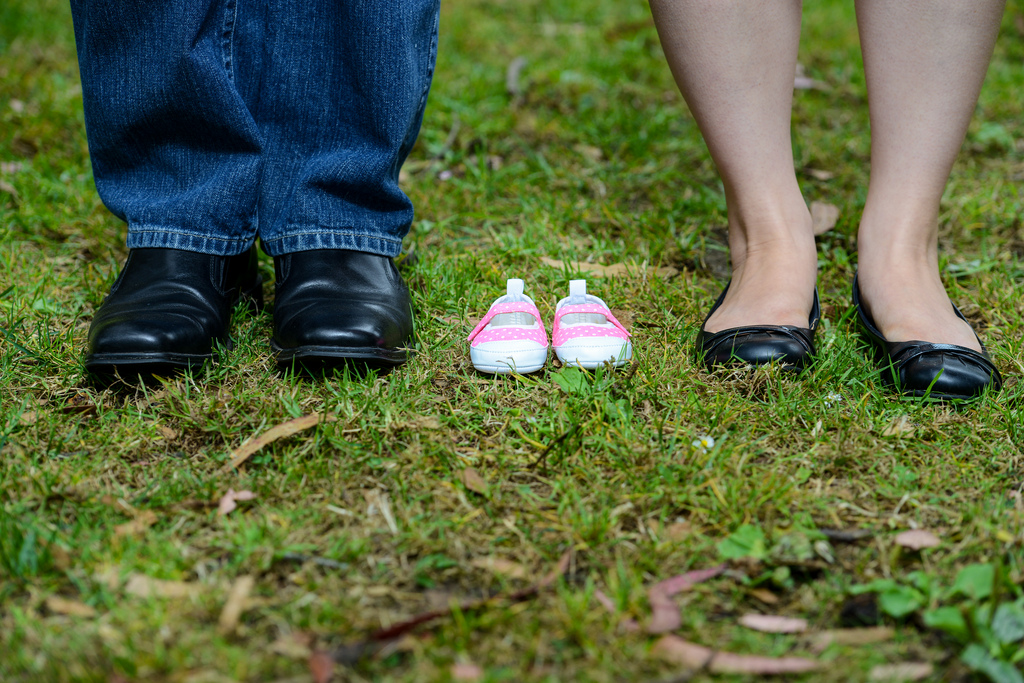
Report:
85,247,263,376
695,282,820,370
852,273,1001,401
271,249,414,369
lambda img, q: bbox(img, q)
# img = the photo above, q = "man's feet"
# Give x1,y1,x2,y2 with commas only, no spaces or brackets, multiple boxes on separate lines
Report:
270,249,414,370
85,247,263,377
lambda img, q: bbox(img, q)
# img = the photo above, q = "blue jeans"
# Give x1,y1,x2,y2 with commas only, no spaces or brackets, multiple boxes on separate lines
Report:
70,0,440,257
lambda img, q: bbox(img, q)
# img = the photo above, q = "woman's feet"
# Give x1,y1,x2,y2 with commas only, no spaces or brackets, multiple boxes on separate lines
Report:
702,240,819,335
852,271,1000,401
696,198,821,369
697,283,820,370
855,253,982,353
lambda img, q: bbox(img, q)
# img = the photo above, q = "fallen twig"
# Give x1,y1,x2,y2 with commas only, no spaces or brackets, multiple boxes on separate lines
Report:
820,528,873,543
326,550,572,665
529,426,578,472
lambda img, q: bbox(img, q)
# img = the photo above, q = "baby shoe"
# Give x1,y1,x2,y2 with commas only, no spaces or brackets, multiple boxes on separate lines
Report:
552,279,632,368
467,278,549,374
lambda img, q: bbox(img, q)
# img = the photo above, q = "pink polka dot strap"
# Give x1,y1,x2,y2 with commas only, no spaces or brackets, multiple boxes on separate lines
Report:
467,301,548,346
552,303,631,347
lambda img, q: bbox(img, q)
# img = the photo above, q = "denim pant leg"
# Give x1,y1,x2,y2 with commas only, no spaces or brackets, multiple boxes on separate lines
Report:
250,0,441,258
70,0,263,256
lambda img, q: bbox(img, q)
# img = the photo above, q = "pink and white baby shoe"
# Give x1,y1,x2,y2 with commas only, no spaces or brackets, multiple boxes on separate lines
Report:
552,279,632,368
467,279,549,374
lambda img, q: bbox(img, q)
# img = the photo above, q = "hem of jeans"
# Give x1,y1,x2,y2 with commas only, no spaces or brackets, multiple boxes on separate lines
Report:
260,229,404,258
127,227,255,256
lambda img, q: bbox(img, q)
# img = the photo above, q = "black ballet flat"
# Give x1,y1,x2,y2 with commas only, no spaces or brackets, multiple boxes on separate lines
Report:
695,282,820,371
852,273,1001,402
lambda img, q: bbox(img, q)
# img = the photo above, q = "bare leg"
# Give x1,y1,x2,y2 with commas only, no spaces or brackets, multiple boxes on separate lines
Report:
855,0,1005,351
649,0,817,333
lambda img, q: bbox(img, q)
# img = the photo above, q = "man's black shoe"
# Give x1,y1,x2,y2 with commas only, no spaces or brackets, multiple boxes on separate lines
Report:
271,249,414,369
85,247,263,376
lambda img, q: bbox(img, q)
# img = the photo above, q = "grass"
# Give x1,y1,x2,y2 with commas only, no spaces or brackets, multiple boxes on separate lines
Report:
2,1,1024,681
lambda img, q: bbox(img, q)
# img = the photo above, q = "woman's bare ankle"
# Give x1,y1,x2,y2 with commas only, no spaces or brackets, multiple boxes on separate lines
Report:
703,232,818,333
856,254,981,352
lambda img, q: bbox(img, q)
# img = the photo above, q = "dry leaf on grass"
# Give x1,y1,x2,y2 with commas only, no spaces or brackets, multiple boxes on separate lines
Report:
309,650,335,683
364,489,399,534
805,627,895,653
451,662,485,681
0,179,18,202
881,416,915,437
218,575,255,635
810,201,840,235
646,565,727,634
541,257,678,279
653,635,820,674
113,509,158,538
217,489,256,516
594,589,617,613
39,537,72,570
749,588,780,605
794,63,830,91
222,413,336,472
869,662,934,682
406,416,441,430
894,529,940,551
269,632,313,659
470,557,527,580
739,614,809,634
45,596,97,618
663,521,693,541
593,590,641,632
459,467,489,496
60,393,97,416
124,574,203,599
805,168,835,181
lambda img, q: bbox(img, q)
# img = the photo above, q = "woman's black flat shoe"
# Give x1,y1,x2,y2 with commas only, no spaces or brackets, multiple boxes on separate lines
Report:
852,274,1001,401
695,282,820,370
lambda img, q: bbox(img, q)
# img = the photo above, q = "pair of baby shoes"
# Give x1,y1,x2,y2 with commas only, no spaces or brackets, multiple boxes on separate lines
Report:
467,278,632,374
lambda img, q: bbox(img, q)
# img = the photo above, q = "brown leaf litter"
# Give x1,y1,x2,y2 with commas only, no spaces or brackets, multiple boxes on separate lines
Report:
739,614,809,634
652,634,820,674
540,257,678,279
894,529,940,551
44,596,97,618
217,489,256,516
646,565,728,633
222,413,336,472
217,575,255,635
124,574,204,600
459,467,489,496
810,201,840,235
804,627,895,653
869,662,934,682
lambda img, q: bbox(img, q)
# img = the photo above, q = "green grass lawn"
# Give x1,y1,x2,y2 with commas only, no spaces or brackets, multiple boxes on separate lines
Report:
2,1,1024,681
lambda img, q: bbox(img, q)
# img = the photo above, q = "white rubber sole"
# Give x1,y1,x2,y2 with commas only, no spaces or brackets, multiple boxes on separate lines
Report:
471,344,549,375
554,339,632,369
